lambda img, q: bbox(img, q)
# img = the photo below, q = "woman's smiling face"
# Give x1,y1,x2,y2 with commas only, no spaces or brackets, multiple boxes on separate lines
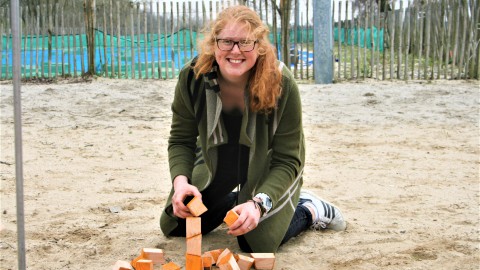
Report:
214,22,259,82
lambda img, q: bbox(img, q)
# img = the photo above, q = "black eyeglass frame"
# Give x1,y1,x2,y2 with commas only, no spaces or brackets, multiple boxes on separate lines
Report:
215,38,258,52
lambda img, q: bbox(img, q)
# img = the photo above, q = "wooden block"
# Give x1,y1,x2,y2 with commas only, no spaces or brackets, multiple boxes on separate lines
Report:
186,196,208,217
236,254,254,270
186,234,202,256
134,259,153,270
187,217,202,238
218,255,240,270
202,252,215,265
204,249,223,264
186,254,203,270
250,253,275,270
216,248,233,266
130,255,143,268
162,261,181,270
202,255,213,270
223,210,239,227
112,260,133,270
141,248,166,264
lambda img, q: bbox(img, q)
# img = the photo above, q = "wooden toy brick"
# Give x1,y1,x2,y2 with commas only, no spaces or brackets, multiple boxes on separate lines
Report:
162,261,181,270
202,252,215,265
223,209,239,226
130,255,143,269
218,255,240,270
112,260,133,270
202,255,213,270
186,196,208,217
250,253,275,270
236,254,254,270
186,254,203,270
216,248,233,266
141,247,166,264
204,249,223,264
187,217,202,238
186,234,202,256
134,259,153,270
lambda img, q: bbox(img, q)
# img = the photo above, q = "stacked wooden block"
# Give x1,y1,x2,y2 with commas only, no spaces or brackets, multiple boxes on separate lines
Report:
185,196,208,270
112,196,276,270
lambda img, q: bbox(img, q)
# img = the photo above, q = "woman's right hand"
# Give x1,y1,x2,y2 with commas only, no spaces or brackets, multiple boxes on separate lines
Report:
171,175,202,218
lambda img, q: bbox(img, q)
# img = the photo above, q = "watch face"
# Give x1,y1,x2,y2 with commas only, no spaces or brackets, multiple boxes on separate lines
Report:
264,197,272,209
257,193,272,212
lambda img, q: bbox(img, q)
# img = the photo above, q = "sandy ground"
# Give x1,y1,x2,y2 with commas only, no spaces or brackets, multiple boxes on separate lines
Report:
0,78,478,270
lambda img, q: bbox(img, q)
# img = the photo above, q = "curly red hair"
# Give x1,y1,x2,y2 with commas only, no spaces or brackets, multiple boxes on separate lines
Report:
194,5,282,113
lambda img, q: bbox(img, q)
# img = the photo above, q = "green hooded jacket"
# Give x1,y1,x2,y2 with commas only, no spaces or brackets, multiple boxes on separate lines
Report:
160,59,305,252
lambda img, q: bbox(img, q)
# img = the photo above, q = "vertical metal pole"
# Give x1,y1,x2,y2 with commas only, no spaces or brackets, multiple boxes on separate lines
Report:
314,0,333,83
10,0,26,269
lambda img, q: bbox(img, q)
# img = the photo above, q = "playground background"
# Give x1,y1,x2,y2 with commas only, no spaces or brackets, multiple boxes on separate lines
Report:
1,0,477,81
1,78,478,269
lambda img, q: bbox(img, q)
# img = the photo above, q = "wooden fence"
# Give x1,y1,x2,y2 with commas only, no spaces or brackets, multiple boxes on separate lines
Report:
333,0,479,81
0,0,478,81
1,0,243,80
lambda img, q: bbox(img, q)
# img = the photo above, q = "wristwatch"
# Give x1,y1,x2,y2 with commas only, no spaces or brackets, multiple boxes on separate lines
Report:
253,193,273,217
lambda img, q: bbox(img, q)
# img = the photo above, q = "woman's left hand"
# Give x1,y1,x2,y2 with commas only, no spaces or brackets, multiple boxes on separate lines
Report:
226,201,262,236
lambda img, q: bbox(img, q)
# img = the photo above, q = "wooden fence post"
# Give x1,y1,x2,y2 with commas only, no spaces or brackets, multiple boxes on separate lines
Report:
0,8,3,80
156,1,162,79
116,1,121,78
102,0,109,77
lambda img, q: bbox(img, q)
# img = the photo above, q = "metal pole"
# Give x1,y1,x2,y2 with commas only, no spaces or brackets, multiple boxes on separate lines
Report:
314,0,333,83
10,0,26,269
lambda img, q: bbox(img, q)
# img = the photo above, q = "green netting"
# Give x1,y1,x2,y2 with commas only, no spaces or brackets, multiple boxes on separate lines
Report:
334,27,384,51
0,29,203,79
1,29,201,49
1,27,381,79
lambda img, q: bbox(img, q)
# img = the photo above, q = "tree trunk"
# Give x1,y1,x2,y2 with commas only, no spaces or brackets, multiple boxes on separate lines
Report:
84,0,95,75
280,0,291,67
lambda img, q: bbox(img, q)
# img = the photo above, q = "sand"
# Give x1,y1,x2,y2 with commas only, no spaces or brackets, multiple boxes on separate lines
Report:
0,78,478,269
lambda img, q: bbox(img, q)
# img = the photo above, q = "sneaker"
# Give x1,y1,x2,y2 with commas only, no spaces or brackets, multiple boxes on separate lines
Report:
299,189,347,231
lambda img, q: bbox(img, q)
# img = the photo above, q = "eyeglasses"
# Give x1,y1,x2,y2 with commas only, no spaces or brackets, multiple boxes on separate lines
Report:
215,39,257,52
